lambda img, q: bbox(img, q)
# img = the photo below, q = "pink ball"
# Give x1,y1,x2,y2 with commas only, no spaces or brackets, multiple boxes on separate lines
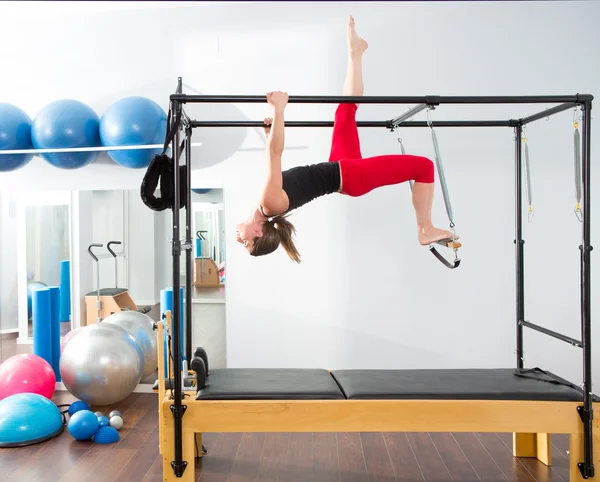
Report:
61,328,81,354
0,354,56,400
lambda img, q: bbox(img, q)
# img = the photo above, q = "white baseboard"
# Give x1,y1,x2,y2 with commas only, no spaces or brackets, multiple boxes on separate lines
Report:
0,327,18,335
55,381,156,395
136,299,159,307
17,337,33,345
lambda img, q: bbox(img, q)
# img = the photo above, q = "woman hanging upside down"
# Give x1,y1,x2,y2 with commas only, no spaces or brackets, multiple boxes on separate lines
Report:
235,14,459,263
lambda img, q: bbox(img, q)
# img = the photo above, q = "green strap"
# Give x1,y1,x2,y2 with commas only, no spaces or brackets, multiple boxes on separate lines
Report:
574,121,582,222
396,125,460,270
522,133,534,222
397,137,414,190
430,126,454,227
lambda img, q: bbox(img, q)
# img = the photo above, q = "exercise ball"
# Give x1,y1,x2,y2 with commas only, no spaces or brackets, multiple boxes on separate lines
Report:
59,323,144,406
0,103,34,172
60,327,81,353
67,400,90,415
31,99,101,169
67,409,98,440
0,393,64,447
102,311,158,378
0,354,56,401
99,96,167,169
27,281,47,319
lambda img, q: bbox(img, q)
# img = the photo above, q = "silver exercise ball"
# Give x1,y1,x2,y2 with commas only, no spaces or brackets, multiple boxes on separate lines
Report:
102,311,158,379
59,323,144,406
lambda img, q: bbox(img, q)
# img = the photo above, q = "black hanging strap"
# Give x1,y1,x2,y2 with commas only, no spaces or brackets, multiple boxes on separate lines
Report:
140,107,187,211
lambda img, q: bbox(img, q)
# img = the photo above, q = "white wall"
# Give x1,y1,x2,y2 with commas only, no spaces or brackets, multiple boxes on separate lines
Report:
127,192,158,304
0,193,19,333
0,1,599,390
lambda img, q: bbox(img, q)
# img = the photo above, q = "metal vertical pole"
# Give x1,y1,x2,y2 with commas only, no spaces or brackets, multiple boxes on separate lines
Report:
170,94,187,477
185,127,193,363
578,99,594,478
514,123,525,370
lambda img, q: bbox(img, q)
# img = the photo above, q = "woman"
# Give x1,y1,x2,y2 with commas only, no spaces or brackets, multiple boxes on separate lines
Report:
235,15,459,263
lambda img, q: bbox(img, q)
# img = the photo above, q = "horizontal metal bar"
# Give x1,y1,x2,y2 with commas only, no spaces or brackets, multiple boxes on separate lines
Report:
390,104,429,127
190,120,513,128
172,94,593,105
521,102,580,125
519,320,582,347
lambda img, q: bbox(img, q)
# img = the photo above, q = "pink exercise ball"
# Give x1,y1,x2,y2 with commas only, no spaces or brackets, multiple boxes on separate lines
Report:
61,328,81,354
0,354,56,401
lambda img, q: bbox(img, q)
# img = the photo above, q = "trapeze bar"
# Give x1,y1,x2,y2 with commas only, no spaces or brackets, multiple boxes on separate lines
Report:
390,104,429,127
171,93,593,105
521,102,580,125
189,120,513,128
519,320,583,348
0,143,203,155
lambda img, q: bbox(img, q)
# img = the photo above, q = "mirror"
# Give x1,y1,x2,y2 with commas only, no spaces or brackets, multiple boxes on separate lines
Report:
80,187,227,384
0,186,226,384
0,190,73,363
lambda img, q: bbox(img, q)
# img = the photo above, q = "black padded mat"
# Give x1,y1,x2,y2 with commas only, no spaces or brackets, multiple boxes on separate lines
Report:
331,368,594,401
195,368,345,400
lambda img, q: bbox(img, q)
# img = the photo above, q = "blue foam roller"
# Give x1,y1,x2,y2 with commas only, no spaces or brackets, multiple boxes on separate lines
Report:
195,238,201,258
160,287,185,373
32,288,52,366
59,260,71,322
49,286,61,382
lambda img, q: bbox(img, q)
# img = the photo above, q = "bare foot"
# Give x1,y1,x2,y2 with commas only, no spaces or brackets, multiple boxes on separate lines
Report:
347,14,368,55
418,225,460,247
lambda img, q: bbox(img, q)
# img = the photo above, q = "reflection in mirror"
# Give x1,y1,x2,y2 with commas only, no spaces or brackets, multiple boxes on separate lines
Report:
69,187,227,389
0,191,73,364
0,187,227,394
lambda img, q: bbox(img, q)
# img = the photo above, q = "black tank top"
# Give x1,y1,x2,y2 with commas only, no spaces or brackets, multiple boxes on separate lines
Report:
261,161,341,218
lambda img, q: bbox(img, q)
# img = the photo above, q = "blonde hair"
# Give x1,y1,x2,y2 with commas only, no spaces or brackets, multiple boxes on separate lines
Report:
250,214,301,263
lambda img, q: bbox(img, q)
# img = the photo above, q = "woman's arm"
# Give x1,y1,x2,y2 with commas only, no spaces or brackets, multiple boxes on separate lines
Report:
260,92,289,214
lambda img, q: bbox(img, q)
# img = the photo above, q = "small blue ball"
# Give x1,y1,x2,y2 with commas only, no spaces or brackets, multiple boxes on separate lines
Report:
67,400,90,415
97,415,109,428
68,410,99,441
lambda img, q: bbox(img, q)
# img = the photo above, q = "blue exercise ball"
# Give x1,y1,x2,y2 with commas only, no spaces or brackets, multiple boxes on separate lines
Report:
67,400,90,415
67,409,98,440
0,393,64,447
0,103,34,172
99,96,167,169
31,99,101,169
97,415,109,428
27,281,47,320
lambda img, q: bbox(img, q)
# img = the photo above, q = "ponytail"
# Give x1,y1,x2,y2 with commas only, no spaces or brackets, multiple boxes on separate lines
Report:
250,214,301,263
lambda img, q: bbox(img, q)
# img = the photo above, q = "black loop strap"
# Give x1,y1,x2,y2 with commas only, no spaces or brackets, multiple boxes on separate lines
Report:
140,107,187,212
429,246,460,269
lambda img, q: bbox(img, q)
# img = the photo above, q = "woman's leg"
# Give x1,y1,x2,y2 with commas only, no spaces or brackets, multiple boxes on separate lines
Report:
339,154,458,246
328,15,368,162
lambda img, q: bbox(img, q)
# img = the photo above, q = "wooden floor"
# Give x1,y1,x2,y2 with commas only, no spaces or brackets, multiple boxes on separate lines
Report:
0,391,573,482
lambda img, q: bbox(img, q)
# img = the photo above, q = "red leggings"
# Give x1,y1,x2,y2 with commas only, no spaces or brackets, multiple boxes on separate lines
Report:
329,103,435,196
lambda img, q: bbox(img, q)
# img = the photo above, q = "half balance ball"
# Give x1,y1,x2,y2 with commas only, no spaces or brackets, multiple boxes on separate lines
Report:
59,323,144,406
99,96,167,169
0,393,64,447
